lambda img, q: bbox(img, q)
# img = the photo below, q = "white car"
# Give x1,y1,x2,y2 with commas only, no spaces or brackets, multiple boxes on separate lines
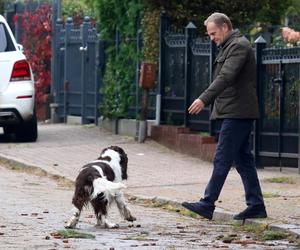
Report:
0,14,37,142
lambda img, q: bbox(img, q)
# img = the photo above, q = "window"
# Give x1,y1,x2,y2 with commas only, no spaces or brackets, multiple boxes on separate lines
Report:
0,23,15,52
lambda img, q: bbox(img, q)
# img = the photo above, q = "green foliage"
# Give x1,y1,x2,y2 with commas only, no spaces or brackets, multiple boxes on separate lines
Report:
144,0,289,35
264,176,296,184
262,192,280,198
0,0,4,14
62,0,93,18
262,230,289,241
141,5,160,63
88,0,142,118
55,229,95,239
285,0,300,30
99,55,135,118
61,0,94,27
234,223,290,241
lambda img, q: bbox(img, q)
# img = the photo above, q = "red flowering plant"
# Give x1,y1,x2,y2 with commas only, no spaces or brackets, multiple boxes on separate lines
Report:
15,4,52,117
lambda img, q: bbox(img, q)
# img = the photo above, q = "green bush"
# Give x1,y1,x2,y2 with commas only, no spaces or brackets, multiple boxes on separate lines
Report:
89,0,142,118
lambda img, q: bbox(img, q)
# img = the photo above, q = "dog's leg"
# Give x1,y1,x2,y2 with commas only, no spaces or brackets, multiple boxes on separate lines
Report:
91,197,118,229
115,192,136,222
103,215,120,229
96,214,104,227
65,206,81,229
96,214,119,229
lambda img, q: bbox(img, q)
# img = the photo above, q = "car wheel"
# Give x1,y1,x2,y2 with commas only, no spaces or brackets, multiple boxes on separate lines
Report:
3,126,15,134
15,113,38,142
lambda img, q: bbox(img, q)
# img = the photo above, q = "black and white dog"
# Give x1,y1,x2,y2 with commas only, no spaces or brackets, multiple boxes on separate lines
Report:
65,146,136,229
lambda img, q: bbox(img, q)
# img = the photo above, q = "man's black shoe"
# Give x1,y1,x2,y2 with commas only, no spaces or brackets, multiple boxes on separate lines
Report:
233,204,267,220
181,201,214,220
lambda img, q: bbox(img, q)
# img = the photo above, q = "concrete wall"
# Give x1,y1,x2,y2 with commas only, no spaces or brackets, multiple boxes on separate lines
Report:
98,118,156,137
66,115,156,138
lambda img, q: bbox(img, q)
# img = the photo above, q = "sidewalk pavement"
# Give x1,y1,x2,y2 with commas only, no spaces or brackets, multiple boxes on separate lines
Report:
0,123,299,236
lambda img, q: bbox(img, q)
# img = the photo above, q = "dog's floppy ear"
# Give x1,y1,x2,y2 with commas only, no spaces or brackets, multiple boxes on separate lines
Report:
119,150,128,180
110,146,128,180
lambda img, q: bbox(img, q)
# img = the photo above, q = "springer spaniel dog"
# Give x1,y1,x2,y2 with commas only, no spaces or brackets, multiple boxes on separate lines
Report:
65,146,136,229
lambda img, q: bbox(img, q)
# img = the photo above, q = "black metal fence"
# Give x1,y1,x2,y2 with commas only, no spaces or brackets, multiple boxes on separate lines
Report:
256,45,300,168
158,14,214,133
51,17,103,124
158,13,300,170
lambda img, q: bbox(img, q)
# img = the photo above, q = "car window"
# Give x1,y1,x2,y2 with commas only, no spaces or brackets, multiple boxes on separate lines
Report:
0,23,16,52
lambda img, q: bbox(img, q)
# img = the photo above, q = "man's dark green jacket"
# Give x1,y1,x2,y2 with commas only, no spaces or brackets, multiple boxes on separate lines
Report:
199,30,259,120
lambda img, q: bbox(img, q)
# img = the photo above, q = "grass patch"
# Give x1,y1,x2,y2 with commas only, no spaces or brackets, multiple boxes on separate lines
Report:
53,229,95,239
262,230,289,241
161,203,199,218
233,223,291,242
263,192,280,198
122,231,151,241
132,198,200,219
221,234,240,243
234,223,267,235
264,177,295,184
153,201,199,218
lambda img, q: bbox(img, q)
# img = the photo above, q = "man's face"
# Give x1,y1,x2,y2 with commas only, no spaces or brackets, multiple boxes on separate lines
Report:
206,21,229,46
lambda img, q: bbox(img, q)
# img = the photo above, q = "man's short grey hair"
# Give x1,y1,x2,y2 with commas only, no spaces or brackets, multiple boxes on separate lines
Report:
204,12,233,30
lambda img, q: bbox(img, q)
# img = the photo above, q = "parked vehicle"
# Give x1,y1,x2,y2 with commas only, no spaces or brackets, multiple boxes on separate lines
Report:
0,14,37,142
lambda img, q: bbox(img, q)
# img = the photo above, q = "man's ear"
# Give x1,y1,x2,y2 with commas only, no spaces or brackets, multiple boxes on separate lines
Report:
222,23,230,33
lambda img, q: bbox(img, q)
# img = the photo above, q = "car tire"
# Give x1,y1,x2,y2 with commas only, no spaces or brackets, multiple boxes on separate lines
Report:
3,126,15,134
15,113,38,142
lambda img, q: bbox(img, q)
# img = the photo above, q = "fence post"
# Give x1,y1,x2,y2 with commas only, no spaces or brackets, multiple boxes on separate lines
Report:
64,17,73,123
254,35,266,168
80,16,90,124
51,0,61,106
97,39,106,121
50,18,63,123
51,2,57,103
135,16,142,140
297,75,300,170
183,22,197,127
156,11,169,125
94,31,100,126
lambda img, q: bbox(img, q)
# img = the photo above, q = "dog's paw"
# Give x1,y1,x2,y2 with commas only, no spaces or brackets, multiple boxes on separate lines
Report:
64,222,76,229
126,215,137,222
111,223,120,229
64,217,78,229
104,222,120,229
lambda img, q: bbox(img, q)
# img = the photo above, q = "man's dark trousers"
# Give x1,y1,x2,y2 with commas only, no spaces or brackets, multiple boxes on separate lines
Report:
202,119,264,207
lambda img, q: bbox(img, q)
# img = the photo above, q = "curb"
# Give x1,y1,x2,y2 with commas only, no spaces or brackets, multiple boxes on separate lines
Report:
122,195,300,237
1,154,300,237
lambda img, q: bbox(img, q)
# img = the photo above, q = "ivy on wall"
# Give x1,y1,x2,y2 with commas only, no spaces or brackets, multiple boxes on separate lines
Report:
89,0,142,118
141,5,160,64
62,0,94,27
0,0,4,14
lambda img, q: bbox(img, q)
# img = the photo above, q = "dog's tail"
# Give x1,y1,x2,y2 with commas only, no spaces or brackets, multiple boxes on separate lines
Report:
90,178,126,200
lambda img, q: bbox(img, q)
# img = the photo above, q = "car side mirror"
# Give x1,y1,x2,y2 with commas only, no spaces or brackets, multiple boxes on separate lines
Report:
17,43,24,52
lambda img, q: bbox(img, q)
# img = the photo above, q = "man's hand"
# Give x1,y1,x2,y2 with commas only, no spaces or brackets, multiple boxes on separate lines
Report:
188,99,205,114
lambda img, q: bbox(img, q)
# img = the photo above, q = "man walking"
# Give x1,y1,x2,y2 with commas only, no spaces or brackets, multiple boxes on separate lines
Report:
182,12,267,220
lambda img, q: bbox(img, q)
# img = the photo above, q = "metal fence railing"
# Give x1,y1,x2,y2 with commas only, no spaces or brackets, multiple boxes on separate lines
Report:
158,13,300,170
